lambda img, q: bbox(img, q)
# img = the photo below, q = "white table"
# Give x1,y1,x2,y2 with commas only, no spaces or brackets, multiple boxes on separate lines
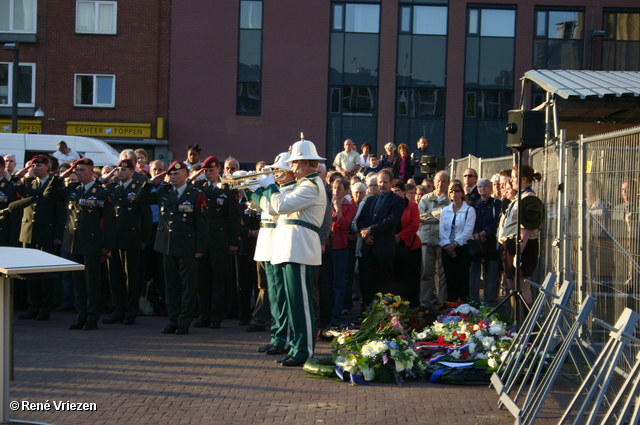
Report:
0,248,84,423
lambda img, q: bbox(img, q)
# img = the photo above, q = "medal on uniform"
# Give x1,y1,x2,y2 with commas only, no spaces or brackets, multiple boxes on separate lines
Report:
0,192,6,203
182,213,187,222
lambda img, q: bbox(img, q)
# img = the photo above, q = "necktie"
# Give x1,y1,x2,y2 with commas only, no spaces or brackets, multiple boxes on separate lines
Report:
171,187,179,203
78,185,85,198
374,193,385,216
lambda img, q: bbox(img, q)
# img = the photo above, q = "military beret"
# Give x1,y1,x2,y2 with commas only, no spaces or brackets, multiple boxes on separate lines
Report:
74,158,94,167
167,161,187,172
0,156,4,167
31,154,51,165
117,159,135,169
202,156,220,169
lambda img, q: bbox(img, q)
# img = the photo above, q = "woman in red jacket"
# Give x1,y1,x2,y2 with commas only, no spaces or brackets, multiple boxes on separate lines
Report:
331,177,357,322
391,179,422,306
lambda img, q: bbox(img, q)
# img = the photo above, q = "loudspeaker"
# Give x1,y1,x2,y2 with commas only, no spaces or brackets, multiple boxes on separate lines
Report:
420,156,445,175
505,110,545,149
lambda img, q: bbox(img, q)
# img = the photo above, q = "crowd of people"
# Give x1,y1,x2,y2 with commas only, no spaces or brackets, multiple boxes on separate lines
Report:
0,135,544,367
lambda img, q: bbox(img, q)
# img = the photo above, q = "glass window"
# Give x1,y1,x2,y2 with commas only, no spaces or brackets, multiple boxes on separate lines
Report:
342,86,377,115
240,1,262,29
345,4,380,33
76,1,117,34
0,62,35,106
602,11,640,71
333,4,344,31
0,0,37,33
400,7,411,33
238,30,262,82
237,83,261,115
74,74,115,107
480,9,515,37
413,6,447,35
533,9,583,70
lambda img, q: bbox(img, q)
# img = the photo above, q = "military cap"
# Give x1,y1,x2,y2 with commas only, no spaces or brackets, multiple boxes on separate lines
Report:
31,154,51,165
167,161,187,172
74,158,94,167
117,158,135,169
202,156,220,169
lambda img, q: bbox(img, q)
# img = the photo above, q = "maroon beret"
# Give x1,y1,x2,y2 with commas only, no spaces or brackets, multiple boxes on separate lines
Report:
117,159,135,169
31,154,51,165
202,156,220,169
74,158,94,167
167,161,187,172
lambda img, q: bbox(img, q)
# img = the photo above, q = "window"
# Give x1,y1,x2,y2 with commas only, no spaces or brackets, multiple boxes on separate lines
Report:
237,0,262,115
602,11,640,71
74,74,115,107
76,1,117,34
464,7,516,158
534,9,584,70
0,0,37,33
395,3,447,154
0,62,35,106
328,1,381,161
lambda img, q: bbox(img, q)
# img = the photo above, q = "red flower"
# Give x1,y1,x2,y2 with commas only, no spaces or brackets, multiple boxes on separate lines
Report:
437,335,445,344
452,331,458,337
459,333,466,341
409,316,417,322
379,323,386,328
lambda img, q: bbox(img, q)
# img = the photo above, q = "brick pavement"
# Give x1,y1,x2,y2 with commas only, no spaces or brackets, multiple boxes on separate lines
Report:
9,312,578,425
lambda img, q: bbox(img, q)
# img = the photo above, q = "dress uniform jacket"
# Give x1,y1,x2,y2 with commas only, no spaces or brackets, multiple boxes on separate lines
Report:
263,173,327,266
153,183,208,257
193,181,240,252
13,174,64,247
106,181,153,249
47,179,116,256
252,181,296,262
0,176,19,246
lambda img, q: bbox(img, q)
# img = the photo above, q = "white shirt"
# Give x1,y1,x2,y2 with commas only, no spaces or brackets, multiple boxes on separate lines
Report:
52,149,81,166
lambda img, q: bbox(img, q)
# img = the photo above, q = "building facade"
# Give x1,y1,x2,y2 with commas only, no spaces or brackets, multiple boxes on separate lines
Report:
0,0,171,161
2,1,639,166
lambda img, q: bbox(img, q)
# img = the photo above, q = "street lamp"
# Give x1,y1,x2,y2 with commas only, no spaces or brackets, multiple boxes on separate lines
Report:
3,42,19,133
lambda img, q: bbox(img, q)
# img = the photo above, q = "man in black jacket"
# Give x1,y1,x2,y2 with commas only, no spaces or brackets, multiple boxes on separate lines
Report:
356,169,405,308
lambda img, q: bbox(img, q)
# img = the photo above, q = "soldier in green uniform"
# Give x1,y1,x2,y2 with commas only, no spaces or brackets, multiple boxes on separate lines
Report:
47,158,116,330
150,161,209,335
103,158,153,325
0,156,20,246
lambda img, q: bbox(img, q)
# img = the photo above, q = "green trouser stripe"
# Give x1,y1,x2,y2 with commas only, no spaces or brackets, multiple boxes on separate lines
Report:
265,262,289,348
281,262,316,361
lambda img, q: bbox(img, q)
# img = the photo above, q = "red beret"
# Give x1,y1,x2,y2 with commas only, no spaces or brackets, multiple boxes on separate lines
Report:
31,155,51,165
117,159,135,169
74,158,94,167
0,156,4,167
167,161,187,172
202,156,220,169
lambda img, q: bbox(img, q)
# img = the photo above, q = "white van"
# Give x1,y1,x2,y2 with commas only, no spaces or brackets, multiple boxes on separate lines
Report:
0,133,121,169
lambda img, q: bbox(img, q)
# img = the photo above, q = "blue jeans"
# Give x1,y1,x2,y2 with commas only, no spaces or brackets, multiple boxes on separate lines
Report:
331,248,349,321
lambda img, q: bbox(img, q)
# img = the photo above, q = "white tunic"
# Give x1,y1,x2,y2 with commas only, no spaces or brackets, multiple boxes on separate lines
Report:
266,174,327,266
252,181,295,262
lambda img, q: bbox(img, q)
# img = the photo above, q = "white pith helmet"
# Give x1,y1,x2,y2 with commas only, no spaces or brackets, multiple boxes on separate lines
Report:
268,152,293,170
286,133,326,163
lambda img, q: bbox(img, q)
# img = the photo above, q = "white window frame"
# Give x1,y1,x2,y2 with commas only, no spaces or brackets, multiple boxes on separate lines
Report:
75,1,117,35
74,73,116,107
0,62,36,107
0,0,38,34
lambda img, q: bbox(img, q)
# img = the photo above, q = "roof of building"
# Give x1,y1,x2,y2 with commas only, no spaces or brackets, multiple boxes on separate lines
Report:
524,70,640,100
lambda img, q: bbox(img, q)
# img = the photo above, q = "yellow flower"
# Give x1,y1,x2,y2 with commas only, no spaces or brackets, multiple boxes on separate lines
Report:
392,303,399,307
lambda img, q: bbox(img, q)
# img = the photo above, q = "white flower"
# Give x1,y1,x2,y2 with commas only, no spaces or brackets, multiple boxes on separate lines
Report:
335,355,357,372
434,322,444,332
475,330,485,339
337,333,351,344
454,304,479,315
450,350,461,359
488,358,498,368
489,324,505,336
468,343,477,353
361,364,375,381
361,341,388,357
460,324,468,333
475,353,488,359
482,336,495,347
415,332,427,340
395,359,407,372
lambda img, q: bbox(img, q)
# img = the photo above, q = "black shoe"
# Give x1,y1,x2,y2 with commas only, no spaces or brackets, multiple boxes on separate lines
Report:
68,321,85,330
257,344,273,353
101,315,124,324
265,346,287,355
162,324,178,334
209,321,221,329
19,311,38,320
122,318,136,325
193,320,211,328
275,355,293,364
245,324,265,332
281,357,306,367
36,314,50,321
175,327,189,335
239,320,250,326
82,323,98,330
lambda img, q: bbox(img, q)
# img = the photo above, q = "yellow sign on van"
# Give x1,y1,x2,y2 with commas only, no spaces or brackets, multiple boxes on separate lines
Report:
0,120,42,134
67,122,151,138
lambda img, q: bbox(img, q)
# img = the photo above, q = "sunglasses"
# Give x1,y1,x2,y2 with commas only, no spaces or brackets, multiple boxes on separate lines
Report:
449,189,462,193
463,174,476,178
